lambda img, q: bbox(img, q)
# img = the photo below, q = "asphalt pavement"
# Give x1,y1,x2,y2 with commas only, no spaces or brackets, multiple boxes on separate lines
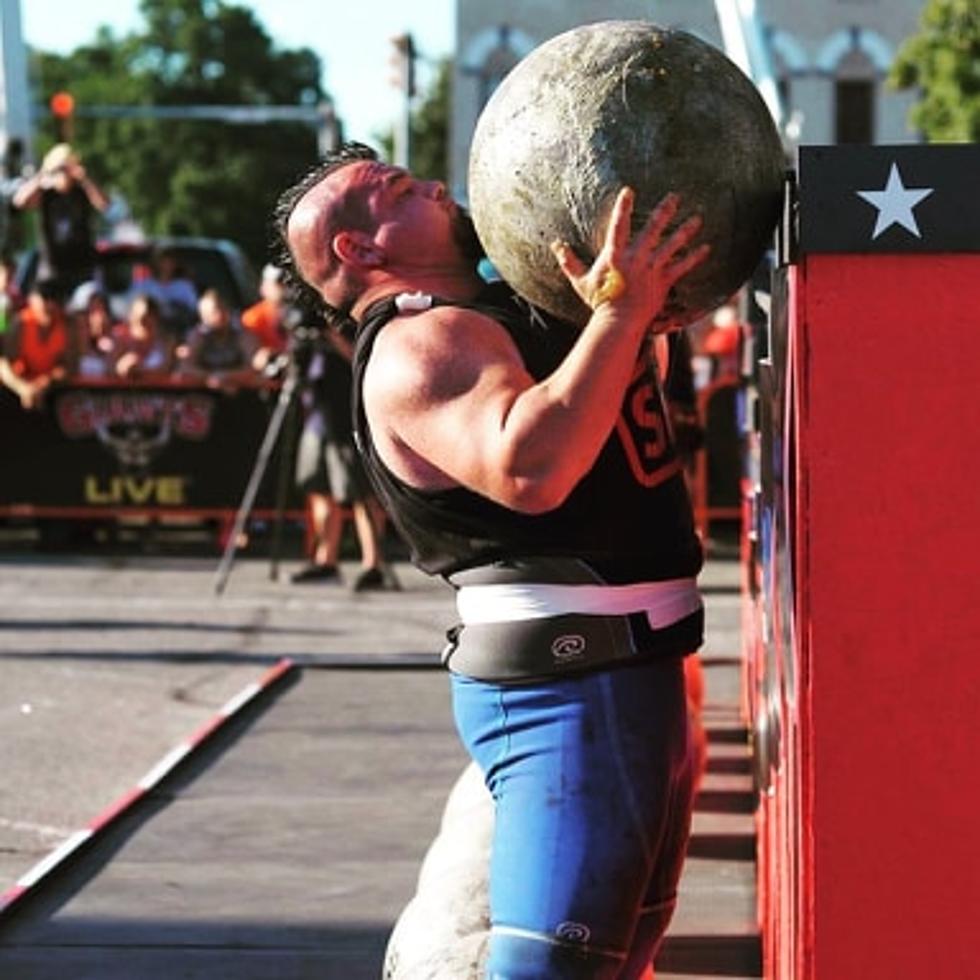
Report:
0,548,454,888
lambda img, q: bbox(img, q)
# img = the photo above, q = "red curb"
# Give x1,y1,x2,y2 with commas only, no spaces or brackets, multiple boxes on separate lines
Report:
0,657,296,918
92,786,146,830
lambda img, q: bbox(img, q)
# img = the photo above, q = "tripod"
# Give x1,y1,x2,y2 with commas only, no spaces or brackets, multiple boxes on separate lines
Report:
213,328,400,595
213,352,301,595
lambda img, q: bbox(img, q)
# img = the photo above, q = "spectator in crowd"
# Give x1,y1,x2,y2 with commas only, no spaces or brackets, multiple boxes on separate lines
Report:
242,263,291,371
0,255,22,338
0,137,29,256
291,320,394,591
128,246,199,338
114,294,173,381
0,279,70,409
176,288,258,389
664,329,704,476
12,143,109,298
153,247,199,326
66,282,122,379
696,301,744,381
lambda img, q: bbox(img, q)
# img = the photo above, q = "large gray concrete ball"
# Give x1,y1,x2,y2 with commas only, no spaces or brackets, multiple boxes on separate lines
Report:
468,20,785,327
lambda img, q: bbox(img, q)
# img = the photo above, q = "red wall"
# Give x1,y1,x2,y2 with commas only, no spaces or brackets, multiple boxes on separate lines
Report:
798,253,980,976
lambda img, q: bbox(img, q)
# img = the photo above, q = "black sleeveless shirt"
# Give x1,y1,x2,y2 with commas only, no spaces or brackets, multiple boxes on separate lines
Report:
351,282,703,584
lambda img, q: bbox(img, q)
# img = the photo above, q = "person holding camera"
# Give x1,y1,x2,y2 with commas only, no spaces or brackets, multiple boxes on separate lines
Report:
291,320,393,591
12,143,109,299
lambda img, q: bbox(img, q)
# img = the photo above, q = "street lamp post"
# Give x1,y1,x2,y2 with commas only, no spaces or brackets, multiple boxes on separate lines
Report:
389,33,416,169
0,0,33,162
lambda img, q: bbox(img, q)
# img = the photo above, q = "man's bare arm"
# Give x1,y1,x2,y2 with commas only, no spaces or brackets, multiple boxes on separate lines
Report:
365,190,708,514
68,162,110,212
11,173,43,210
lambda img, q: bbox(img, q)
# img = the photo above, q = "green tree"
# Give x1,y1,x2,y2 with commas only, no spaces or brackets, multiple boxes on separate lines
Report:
409,58,451,182
29,0,327,265
890,0,980,141
378,57,451,181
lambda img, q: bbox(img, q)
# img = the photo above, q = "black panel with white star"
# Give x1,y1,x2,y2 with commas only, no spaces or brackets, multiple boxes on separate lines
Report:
797,144,980,254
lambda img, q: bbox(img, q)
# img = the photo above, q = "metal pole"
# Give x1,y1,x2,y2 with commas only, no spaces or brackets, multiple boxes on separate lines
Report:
394,94,412,169
0,0,33,159
391,33,415,169
316,100,340,156
268,365,302,582
714,0,783,128
213,365,300,595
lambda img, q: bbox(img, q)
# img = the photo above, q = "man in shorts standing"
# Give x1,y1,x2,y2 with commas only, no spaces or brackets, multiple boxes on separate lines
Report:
291,318,390,592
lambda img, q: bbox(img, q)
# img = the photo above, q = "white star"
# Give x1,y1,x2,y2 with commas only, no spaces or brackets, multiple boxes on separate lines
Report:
856,163,934,240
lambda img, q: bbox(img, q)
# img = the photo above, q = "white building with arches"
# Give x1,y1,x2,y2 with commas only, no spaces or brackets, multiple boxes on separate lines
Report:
449,0,925,199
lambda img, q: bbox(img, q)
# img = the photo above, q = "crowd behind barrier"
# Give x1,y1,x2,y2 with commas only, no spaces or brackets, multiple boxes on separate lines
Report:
0,141,287,411
0,203,304,532
0,258,747,538
0,143,746,558
0,253,289,413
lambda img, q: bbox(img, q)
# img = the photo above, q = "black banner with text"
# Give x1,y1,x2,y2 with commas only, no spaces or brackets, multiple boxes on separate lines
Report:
0,382,301,514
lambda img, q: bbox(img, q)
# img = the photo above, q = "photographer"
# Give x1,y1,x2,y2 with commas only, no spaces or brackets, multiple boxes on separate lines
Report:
12,144,109,298
290,316,392,591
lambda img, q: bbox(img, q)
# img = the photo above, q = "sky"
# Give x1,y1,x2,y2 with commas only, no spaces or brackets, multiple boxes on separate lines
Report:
18,0,456,147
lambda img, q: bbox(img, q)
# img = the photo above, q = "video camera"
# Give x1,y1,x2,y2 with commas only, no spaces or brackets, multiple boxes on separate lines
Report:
261,304,349,383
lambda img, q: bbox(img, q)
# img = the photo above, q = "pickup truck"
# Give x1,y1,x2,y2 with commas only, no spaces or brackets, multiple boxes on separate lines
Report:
14,235,260,317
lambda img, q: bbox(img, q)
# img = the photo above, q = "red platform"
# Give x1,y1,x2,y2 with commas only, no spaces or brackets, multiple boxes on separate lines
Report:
746,144,980,978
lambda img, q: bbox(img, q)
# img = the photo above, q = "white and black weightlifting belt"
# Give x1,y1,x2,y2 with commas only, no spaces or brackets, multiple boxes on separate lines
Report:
442,557,703,682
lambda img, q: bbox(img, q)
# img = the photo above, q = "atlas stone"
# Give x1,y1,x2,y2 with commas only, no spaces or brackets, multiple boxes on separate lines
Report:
468,20,785,327
384,763,492,979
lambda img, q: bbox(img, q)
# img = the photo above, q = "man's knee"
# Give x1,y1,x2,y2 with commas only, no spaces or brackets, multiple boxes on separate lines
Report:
618,897,678,979
487,926,625,979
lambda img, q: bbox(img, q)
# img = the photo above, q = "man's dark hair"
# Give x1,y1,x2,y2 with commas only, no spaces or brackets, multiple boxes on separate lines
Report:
271,141,379,330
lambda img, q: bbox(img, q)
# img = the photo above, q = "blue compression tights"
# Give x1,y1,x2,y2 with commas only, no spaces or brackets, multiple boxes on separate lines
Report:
451,656,696,979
